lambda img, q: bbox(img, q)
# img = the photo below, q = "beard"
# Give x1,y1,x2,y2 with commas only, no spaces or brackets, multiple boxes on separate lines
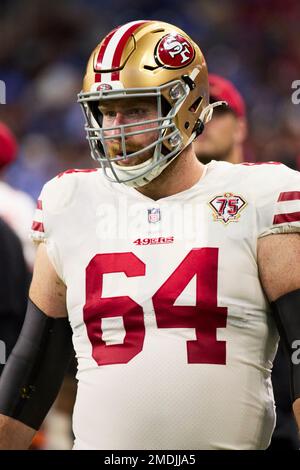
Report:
106,140,154,166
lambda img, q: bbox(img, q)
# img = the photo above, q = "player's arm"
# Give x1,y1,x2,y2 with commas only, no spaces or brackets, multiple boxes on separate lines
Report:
0,242,72,449
257,232,300,431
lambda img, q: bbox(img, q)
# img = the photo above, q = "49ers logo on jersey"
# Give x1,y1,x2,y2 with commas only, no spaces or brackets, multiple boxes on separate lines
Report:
155,34,195,68
209,193,247,224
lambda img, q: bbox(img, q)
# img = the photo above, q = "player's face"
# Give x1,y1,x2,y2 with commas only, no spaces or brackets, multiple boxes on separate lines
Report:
194,110,238,163
99,97,159,166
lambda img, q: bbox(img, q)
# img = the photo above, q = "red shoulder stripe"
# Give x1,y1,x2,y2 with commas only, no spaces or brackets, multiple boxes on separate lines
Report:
273,211,300,224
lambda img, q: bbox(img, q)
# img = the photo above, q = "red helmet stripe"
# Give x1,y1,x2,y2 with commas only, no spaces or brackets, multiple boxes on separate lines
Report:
95,28,118,82
95,20,147,83
110,21,147,80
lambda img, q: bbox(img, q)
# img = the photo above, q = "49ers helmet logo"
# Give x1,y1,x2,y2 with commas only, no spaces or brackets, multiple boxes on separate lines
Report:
155,33,195,69
96,83,112,91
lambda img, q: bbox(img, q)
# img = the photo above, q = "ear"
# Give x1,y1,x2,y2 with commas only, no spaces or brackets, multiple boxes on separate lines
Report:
234,117,248,145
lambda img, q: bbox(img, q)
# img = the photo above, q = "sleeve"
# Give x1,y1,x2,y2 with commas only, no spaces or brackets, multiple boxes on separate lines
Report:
258,165,300,238
29,177,70,282
30,191,46,243
30,170,81,244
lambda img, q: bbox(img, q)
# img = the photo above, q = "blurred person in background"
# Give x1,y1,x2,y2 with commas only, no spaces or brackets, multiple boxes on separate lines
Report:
194,74,247,165
0,122,36,269
0,123,47,450
194,73,300,451
0,123,76,450
0,217,29,378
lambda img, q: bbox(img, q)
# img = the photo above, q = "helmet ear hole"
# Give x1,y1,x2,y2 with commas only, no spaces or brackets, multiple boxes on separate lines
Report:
161,96,171,116
89,102,103,126
189,96,203,113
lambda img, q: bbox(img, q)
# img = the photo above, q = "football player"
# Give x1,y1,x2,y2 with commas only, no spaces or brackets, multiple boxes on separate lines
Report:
0,20,299,450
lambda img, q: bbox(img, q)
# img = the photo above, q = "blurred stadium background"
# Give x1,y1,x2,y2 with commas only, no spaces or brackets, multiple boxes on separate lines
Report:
0,0,300,200
0,0,300,450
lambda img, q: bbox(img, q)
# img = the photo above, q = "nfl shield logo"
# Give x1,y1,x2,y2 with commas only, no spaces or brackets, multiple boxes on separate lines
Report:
148,208,161,223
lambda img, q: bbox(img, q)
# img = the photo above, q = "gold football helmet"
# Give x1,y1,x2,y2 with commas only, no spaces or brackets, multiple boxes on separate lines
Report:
78,20,217,187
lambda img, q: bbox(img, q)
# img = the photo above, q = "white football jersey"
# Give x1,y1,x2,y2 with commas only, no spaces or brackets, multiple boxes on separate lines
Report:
31,161,300,450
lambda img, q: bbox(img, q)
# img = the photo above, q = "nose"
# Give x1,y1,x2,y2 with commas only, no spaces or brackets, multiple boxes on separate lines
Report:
106,112,125,139
103,113,122,141
113,112,125,126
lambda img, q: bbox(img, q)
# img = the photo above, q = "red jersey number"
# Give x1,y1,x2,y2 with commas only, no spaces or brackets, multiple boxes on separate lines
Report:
153,248,227,364
84,252,146,365
84,248,227,366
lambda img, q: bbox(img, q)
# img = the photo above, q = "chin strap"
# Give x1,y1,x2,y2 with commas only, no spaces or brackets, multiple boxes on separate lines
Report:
200,100,228,124
111,151,179,188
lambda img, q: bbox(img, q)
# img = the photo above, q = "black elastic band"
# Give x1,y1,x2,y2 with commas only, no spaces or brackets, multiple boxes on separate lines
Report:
271,289,300,402
0,299,73,429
